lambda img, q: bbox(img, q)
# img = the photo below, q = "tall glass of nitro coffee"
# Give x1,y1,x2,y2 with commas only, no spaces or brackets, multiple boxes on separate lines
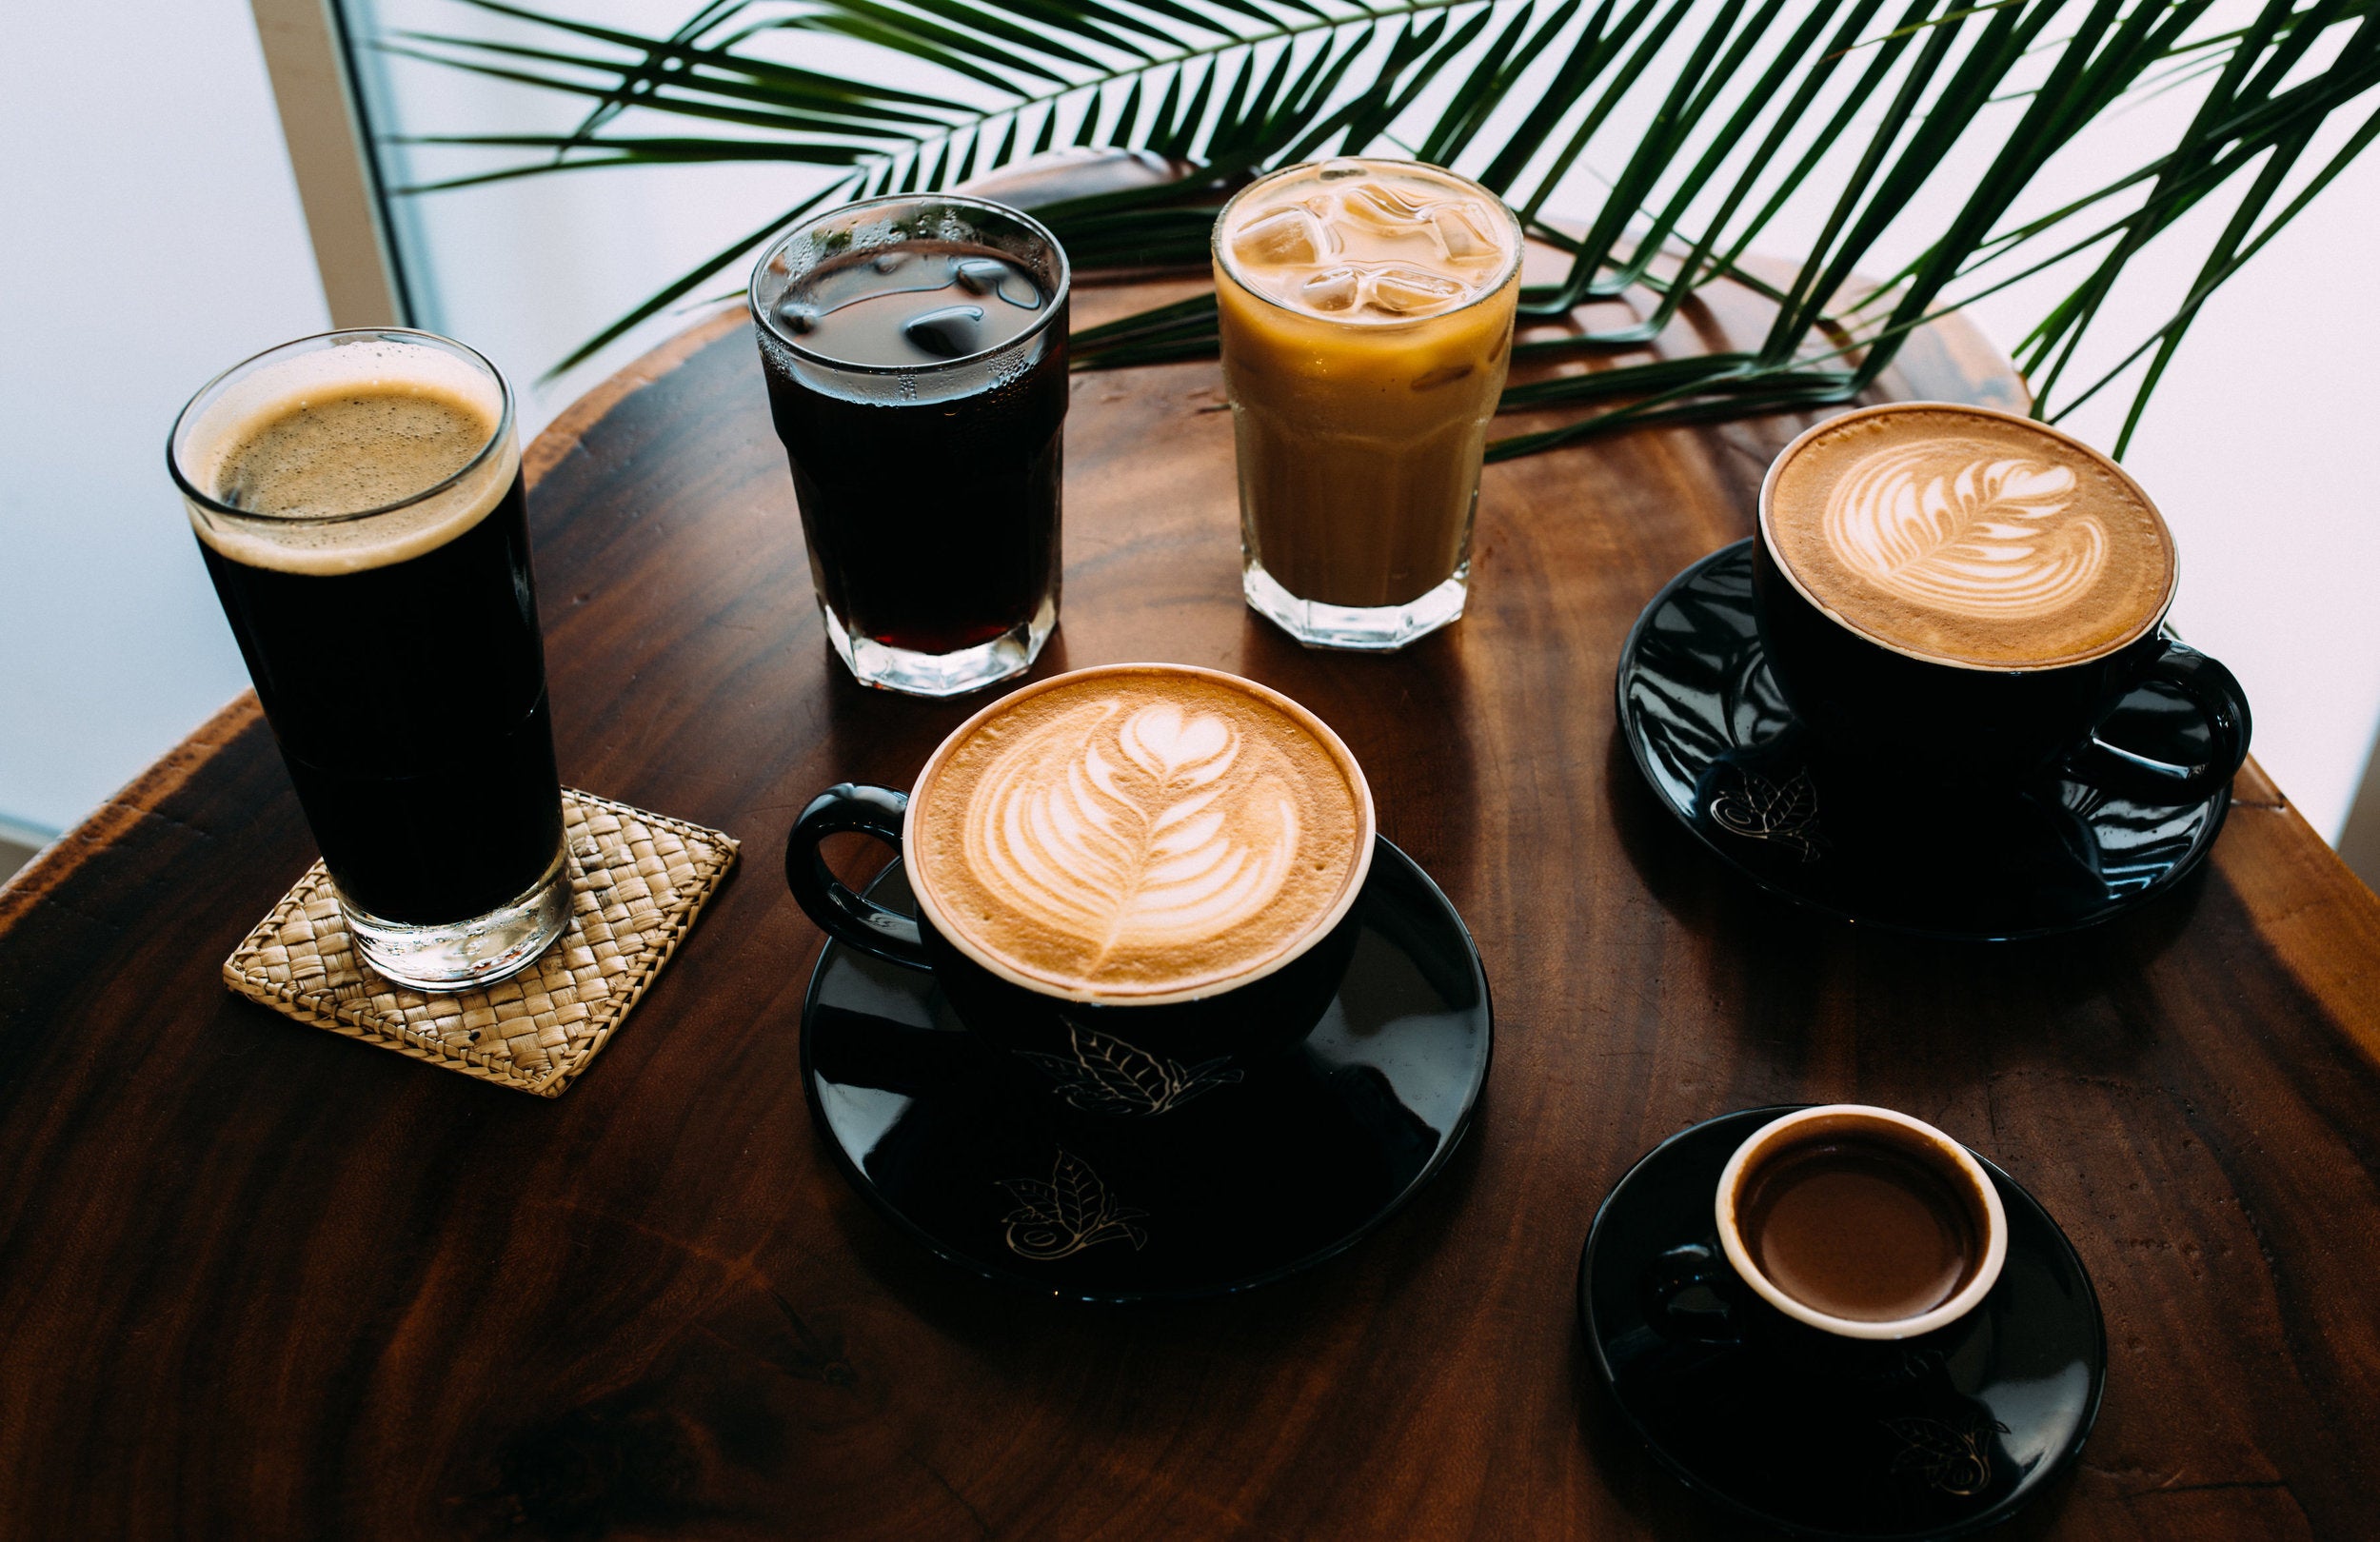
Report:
169,329,569,991
751,195,1070,698
1215,158,1523,650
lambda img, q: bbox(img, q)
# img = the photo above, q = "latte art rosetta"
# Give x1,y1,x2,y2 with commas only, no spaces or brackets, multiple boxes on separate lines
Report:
1818,440,2104,619
1767,405,2176,668
966,701,1299,968
912,666,1368,998
1823,442,2105,621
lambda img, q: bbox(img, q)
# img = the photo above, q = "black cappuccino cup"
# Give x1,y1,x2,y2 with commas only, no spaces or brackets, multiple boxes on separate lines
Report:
1752,403,2251,801
785,664,1377,1118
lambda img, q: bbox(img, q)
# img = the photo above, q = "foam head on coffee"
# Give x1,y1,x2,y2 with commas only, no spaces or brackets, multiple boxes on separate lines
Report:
176,335,517,577
1765,405,2176,668
909,668,1370,1000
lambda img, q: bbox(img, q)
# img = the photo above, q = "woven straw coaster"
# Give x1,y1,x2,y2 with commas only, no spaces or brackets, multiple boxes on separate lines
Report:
224,789,737,1097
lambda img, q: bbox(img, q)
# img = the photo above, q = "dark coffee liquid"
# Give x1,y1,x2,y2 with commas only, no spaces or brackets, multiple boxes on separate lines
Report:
1740,1136,1979,1322
200,404,562,924
760,240,1066,655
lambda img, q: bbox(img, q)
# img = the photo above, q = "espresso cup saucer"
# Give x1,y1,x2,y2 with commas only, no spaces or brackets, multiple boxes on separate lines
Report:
1617,540,2231,941
1578,1106,2107,1542
800,837,1493,1303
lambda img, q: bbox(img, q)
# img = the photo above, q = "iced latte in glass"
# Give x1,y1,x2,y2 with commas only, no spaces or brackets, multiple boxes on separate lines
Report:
1213,158,1522,649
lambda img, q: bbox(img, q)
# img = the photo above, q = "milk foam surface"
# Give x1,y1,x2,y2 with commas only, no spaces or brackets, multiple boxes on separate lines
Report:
178,336,517,577
911,670,1367,998
1767,407,2175,667
1218,158,1520,323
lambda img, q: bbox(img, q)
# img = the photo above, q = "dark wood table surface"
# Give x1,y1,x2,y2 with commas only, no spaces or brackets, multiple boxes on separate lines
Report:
5,259,2378,1541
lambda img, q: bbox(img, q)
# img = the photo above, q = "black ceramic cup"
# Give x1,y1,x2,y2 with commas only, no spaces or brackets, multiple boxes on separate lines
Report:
785,663,1377,1116
1752,403,2251,801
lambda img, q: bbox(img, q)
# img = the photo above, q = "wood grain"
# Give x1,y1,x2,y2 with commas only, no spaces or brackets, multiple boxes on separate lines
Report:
2,257,2376,1541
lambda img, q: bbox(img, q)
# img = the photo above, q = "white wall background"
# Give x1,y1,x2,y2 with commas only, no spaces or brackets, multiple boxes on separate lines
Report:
0,0,329,838
2086,163,2380,840
4,0,2376,853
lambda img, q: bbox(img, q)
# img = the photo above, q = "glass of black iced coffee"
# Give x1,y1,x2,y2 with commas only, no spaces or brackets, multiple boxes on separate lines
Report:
749,195,1071,698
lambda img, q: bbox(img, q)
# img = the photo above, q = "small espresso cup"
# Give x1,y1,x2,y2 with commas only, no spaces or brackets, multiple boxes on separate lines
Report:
1646,1106,2008,1351
785,663,1378,1111
1753,402,2251,800
1718,1106,2007,1340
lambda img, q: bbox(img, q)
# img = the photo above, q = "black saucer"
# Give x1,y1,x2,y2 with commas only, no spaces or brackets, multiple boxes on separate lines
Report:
801,837,1493,1302
1617,540,2230,939
1578,1107,2105,1540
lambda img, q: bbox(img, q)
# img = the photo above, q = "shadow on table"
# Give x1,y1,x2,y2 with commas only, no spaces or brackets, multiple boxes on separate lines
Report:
1225,607,1486,900
1600,722,2209,1071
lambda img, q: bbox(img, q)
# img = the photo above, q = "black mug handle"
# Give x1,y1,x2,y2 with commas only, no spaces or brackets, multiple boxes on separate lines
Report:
785,783,932,970
1640,1242,1745,1346
2068,637,2253,803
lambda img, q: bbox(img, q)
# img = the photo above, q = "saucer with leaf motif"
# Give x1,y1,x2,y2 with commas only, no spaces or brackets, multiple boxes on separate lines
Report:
1616,540,2230,940
1578,1106,2106,1540
800,837,1492,1302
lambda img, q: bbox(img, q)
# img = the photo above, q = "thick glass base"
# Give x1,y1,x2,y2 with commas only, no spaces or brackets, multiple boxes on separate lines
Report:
1241,562,1469,651
823,595,1056,698
342,842,571,992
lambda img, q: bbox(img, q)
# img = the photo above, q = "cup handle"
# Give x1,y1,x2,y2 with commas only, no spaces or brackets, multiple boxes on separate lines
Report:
784,783,932,970
2067,637,2253,803
1639,1242,1745,1346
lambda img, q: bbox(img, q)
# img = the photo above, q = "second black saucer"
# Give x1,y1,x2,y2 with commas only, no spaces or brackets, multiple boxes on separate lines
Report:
802,837,1493,1302
1616,540,2230,940
1578,1107,2106,1540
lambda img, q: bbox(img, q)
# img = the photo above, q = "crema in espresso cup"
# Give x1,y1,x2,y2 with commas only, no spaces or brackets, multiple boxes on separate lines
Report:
1752,402,2251,798
1641,1105,2010,1356
1716,1106,2008,1341
785,663,1377,1107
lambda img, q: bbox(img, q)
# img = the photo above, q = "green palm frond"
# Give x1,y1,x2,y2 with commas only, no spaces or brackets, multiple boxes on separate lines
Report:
390,0,2380,454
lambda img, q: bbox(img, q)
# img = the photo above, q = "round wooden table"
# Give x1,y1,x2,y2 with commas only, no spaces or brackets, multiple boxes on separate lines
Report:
3,266,2378,1540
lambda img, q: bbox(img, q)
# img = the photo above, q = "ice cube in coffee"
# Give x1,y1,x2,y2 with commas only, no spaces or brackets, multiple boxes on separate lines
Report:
1213,158,1523,650
772,244,1045,366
